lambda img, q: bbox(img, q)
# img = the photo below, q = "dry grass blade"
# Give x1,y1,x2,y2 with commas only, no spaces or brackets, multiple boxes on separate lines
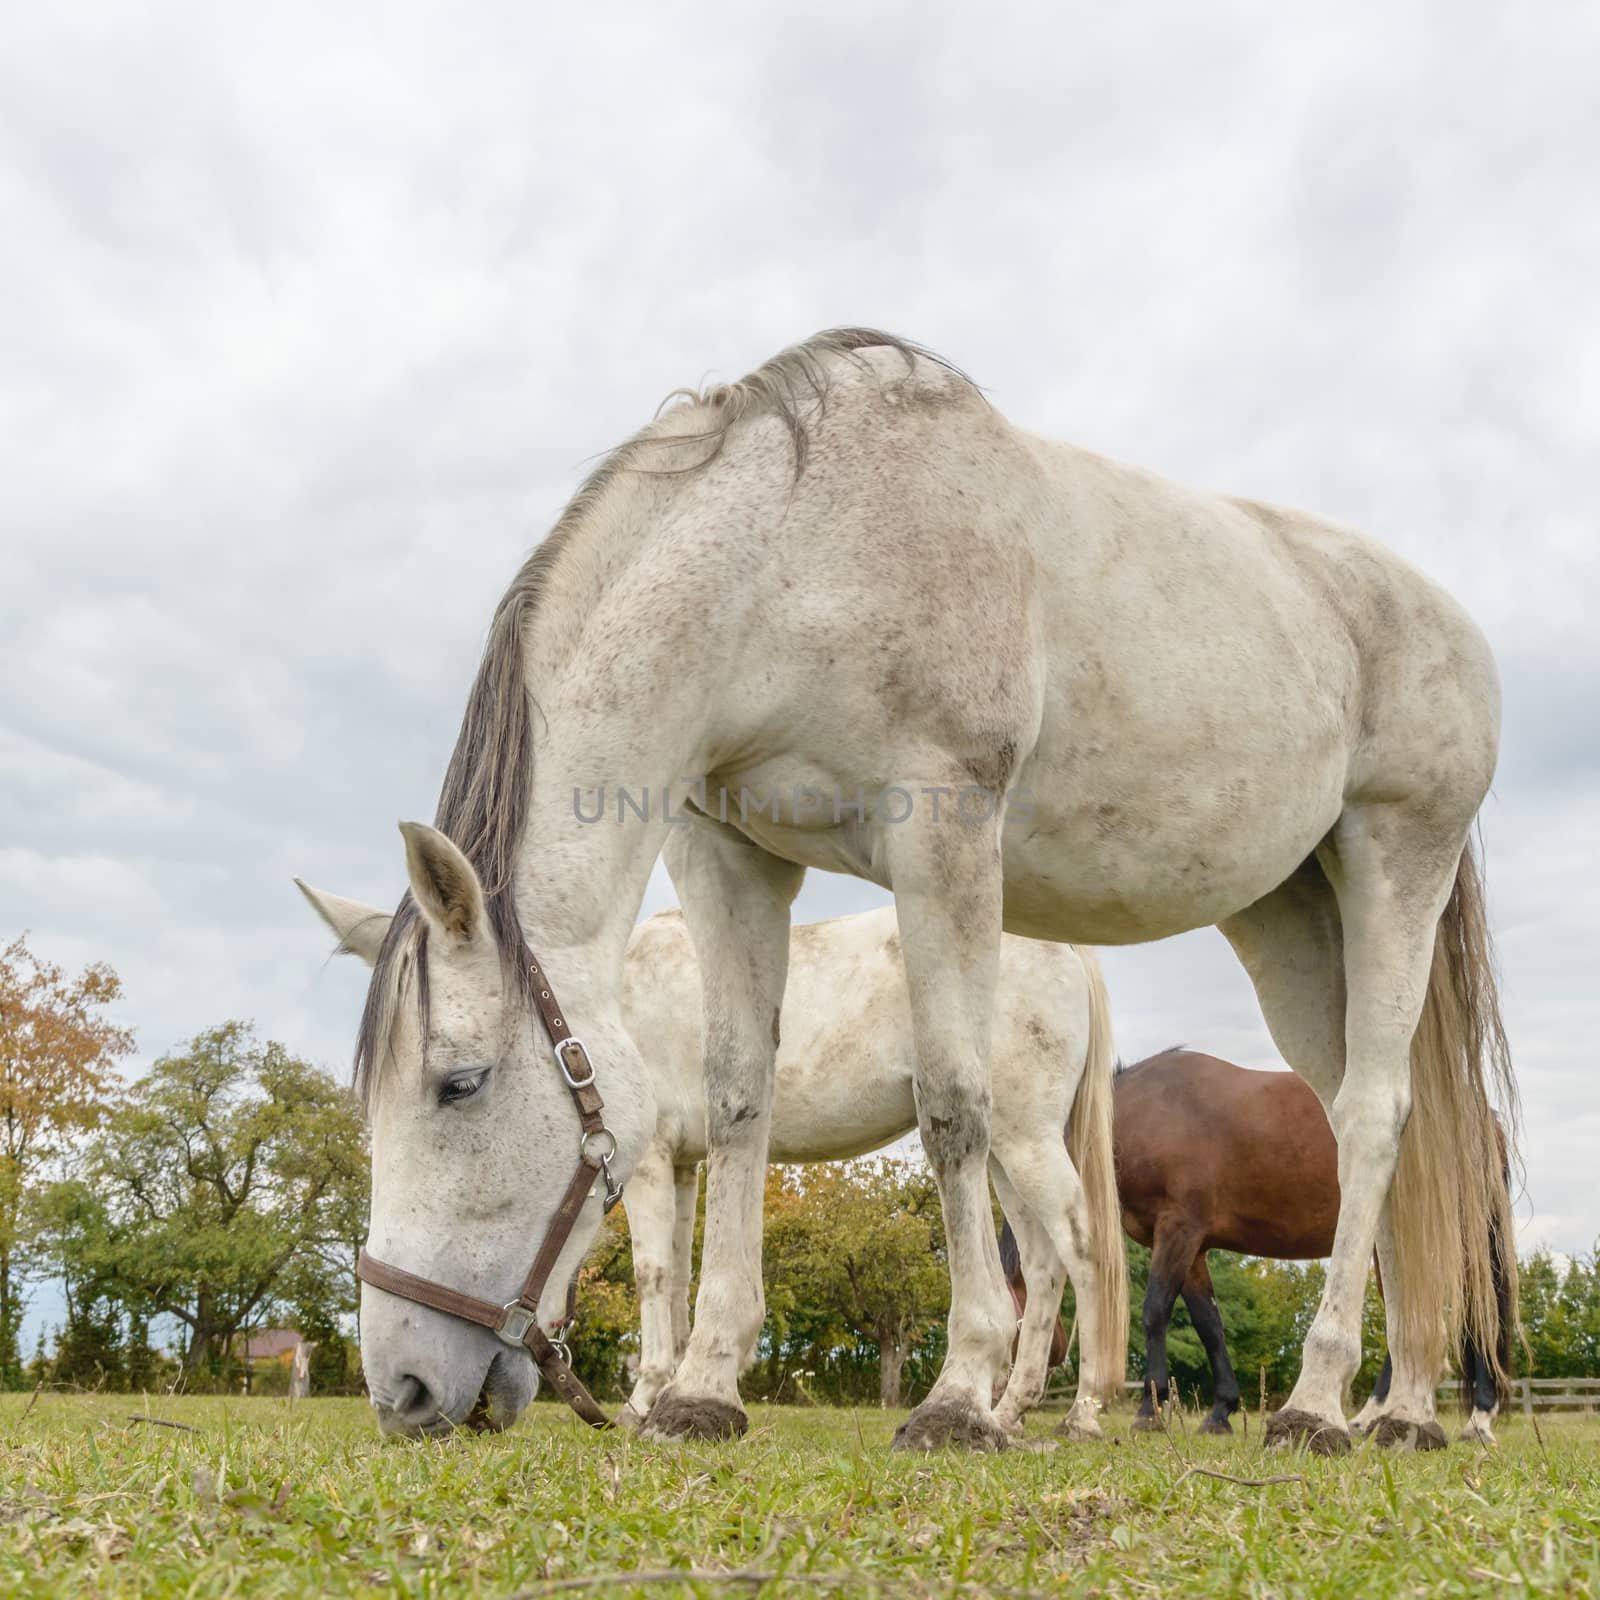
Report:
10,1379,45,1434
125,1415,200,1433
1159,1465,1305,1512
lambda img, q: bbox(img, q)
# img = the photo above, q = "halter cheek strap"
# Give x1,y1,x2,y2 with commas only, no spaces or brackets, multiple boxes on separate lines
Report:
357,953,621,1430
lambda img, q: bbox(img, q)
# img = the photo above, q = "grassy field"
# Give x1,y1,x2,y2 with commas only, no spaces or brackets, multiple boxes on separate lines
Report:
1,1394,1597,1598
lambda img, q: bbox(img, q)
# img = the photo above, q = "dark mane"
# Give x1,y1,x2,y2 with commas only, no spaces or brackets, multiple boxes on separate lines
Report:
351,328,973,1105
1115,1044,1189,1078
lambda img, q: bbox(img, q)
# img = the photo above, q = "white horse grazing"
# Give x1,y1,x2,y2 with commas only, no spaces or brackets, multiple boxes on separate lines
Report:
617,907,1127,1437
299,329,1515,1453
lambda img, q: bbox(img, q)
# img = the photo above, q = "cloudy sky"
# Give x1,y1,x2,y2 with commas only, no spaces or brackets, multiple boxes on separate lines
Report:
5,3,1597,1346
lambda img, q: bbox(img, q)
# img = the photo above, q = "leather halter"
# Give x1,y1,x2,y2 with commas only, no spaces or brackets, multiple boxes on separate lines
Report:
357,952,621,1430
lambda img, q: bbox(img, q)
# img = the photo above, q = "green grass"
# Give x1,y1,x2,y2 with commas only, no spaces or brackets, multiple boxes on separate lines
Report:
1,1395,1597,1598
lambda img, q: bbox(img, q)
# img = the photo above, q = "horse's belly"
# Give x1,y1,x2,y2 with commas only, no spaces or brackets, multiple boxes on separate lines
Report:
767,1050,917,1162
999,750,1347,944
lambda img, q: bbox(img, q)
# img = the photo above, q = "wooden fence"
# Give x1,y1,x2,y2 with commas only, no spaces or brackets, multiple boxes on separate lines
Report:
1443,1376,1600,1416
1042,1373,1600,1415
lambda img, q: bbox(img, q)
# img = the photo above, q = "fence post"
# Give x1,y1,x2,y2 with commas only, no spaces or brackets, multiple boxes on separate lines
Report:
1521,1378,1532,1419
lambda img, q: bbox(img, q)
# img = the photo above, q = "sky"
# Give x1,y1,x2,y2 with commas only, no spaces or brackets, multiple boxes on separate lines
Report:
4,2,1597,1350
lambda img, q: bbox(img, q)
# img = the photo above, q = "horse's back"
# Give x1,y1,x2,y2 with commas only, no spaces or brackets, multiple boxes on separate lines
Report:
1114,1049,1342,1259
663,346,1498,946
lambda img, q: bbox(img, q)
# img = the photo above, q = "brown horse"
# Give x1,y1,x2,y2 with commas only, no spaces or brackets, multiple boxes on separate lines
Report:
1002,1048,1513,1441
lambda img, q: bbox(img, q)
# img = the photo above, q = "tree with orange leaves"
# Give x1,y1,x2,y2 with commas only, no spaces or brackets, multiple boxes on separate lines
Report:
0,934,134,1386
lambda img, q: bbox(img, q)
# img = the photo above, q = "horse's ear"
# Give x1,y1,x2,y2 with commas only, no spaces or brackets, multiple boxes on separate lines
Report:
295,879,391,968
398,821,487,948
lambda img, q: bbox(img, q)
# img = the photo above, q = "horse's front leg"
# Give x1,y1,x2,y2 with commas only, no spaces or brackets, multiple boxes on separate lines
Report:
884,803,1014,1452
619,1139,683,1428
641,823,802,1442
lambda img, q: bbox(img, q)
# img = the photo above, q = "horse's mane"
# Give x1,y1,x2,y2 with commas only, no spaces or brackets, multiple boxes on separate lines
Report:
1115,1044,1189,1078
352,329,972,1105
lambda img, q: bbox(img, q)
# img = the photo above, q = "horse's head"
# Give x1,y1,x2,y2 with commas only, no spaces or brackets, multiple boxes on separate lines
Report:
298,821,652,1437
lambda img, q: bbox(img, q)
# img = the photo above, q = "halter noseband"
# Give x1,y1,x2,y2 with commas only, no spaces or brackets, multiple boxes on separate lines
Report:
357,952,621,1430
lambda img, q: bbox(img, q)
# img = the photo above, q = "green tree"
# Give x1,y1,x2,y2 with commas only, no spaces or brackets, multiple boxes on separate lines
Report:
568,1200,644,1401
42,1023,367,1386
0,935,133,1386
764,1159,950,1407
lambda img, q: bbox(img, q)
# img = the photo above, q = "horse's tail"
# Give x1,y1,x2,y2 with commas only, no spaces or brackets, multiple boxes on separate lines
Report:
1066,946,1128,1396
1390,835,1520,1394
1486,1119,1519,1412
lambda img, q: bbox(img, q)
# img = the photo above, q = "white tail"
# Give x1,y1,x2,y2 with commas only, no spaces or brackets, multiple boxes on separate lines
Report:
1064,947,1128,1395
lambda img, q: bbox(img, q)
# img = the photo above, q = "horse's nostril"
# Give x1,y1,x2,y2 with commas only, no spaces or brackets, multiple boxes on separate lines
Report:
394,1373,441,1429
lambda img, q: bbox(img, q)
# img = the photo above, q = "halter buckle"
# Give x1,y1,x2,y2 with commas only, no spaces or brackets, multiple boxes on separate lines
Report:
497,1302,539,1346
554,1036,596,1088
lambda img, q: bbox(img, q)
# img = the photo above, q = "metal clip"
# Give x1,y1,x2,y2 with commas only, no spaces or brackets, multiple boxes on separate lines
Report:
601,1153,624,1212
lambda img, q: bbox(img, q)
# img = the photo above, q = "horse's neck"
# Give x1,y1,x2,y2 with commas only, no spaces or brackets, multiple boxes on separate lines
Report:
505,509,709,1019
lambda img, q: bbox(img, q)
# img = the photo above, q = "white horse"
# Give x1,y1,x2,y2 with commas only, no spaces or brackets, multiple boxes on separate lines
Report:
617,906,1127,1437
299,328,1515,1452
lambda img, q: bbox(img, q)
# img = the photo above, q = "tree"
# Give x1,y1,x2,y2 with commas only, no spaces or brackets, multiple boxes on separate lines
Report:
47,1023,367,1385
765,1159,950,1407
0,935,134,1386
569,1200,645,1401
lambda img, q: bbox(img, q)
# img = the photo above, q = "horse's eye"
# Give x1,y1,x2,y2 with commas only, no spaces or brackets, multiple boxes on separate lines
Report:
438,1069,489,1107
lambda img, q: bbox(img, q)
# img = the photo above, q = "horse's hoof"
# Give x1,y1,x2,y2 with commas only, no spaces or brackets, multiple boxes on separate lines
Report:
615,1403,646,1432
891,1395,1010,1453
993,1410,1026,1439
1053,1416,1104,1443
1198,1416,1234,1437
1265,1408,1352,1456
1371,1416,1448,1452
640,1391,747,1442
1460,1413,1498,1447
1129,1413,1164,1435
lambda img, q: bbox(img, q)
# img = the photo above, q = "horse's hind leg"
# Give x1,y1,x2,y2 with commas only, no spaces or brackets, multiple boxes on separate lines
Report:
989,1166,1071,1438
1350,1258,1392,1435
883,797,1014,1452
1135,1215,1202,1433
1459,1203,1508,1444
670,1164,699,1366
1181,1255,1241,1435
619,1139,684,1428
641,821,804,1443
990,1143,1103,1441
1225,815,1468,1455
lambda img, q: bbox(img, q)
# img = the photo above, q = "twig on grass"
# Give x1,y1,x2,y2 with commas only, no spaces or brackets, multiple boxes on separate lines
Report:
1159,1465,1304,1513
509,1575,1052,1598
126,1415,200,1433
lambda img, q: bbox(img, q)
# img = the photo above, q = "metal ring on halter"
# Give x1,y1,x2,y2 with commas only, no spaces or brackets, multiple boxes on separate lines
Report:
581,1127,618,1165
554,1036,596,1088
